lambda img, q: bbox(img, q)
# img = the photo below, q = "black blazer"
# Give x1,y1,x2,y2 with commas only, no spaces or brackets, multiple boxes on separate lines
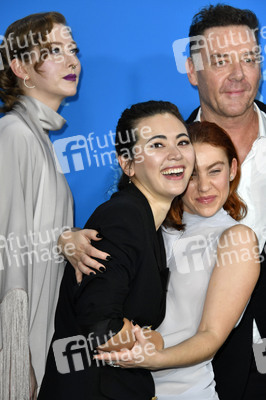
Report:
39,184,169,400
187,101,266,400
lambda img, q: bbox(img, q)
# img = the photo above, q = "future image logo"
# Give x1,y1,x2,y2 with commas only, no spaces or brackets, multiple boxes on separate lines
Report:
253,339,266,374
172,27,263,75
172,35,209,74
53,335,91,374
0,25,74,72
52,131,119,174
53,135,91,173
173,234,208,274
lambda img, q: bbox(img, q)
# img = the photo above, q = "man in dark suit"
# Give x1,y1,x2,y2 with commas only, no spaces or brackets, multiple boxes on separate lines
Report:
184,4,266,399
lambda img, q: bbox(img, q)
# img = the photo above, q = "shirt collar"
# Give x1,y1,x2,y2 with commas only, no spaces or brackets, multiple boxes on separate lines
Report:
195,103,266,139
254,102,266,139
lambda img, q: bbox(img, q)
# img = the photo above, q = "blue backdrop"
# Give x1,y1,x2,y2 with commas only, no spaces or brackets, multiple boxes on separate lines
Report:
1,1,266,227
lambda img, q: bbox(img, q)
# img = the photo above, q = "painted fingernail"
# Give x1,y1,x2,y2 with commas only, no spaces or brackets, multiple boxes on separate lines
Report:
96,233,103,238
106,255,112,261
89,272,95,276
99,266,106,272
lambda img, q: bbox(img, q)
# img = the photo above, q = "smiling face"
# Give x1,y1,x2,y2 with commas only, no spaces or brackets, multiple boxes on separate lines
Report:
21,23,81,110
187,25,261,118
182,142,237,217
121,112,195,204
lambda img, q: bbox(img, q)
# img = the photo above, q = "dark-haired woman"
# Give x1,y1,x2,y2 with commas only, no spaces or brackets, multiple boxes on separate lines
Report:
0,12,106,399
38,100,195,399
96,122,260,400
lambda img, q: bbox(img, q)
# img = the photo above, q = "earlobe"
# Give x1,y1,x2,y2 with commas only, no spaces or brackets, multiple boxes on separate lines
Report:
10,58,27,80
186,57,198,86
118,155,135,178
230,158,238,181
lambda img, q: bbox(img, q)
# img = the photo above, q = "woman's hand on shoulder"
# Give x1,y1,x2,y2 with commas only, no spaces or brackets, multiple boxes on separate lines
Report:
58,228,110,283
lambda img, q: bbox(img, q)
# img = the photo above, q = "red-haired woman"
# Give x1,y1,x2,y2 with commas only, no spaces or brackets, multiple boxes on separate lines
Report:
96,121,260,400
0,12,106,399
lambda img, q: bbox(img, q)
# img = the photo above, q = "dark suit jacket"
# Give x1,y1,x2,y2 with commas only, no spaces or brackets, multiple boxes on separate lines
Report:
187,101,266,400
38,184,169,400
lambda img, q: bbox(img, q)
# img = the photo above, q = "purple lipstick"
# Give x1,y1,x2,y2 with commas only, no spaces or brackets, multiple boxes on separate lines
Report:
63,74,76,81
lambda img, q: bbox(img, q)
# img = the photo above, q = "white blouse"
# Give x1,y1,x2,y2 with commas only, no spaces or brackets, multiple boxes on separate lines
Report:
153,209,237,400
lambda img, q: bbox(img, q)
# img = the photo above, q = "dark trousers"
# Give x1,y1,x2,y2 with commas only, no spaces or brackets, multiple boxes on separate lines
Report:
242,352,266,400
213,246,266,400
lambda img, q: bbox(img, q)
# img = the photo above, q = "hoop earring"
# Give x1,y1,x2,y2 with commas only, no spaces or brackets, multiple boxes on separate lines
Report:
23,75,35,89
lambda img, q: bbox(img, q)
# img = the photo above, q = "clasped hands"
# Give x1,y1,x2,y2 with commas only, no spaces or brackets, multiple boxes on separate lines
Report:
58,229,164,370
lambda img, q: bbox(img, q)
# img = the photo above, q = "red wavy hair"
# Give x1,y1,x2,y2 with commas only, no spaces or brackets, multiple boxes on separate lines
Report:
165,121,247,230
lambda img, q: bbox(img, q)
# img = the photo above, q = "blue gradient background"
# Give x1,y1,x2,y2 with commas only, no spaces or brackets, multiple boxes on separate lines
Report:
1,1,265,226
